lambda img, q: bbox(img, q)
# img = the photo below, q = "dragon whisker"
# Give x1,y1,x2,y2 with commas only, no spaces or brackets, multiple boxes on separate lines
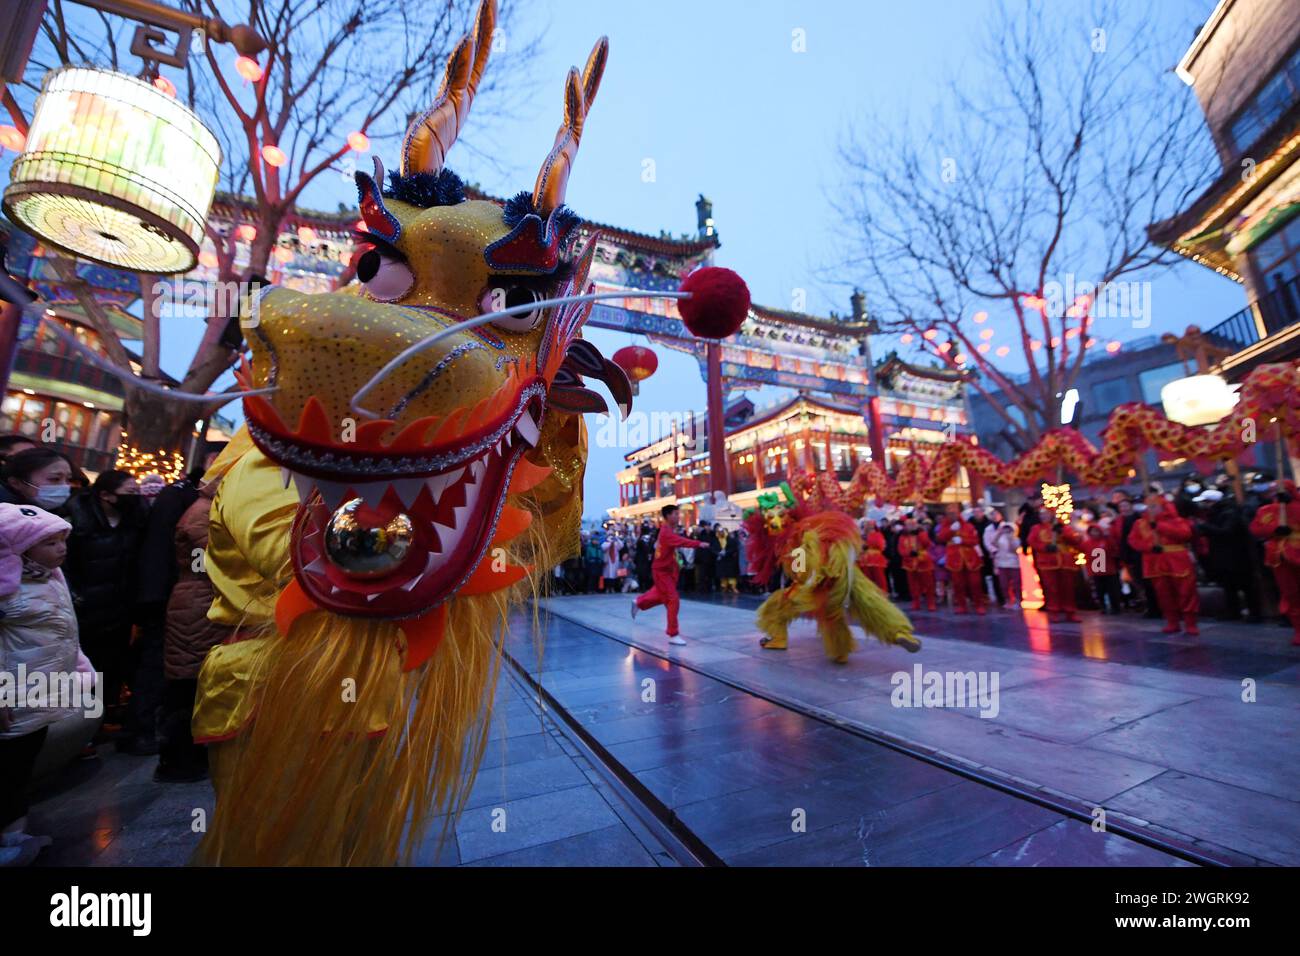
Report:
349,289,691,419
37,309,278,406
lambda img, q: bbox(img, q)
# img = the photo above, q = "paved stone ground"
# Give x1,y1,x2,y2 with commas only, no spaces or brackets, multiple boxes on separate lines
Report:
507,612,1191,866
26,667,669,867
540,593,1300,866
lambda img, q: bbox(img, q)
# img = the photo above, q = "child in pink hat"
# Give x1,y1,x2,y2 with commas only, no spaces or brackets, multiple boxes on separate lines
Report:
0,501,91,866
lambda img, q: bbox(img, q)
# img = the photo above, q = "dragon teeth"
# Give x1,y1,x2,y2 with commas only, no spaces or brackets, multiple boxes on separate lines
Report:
432,522,455,554
393,478,424,509
316,480,349,510
516,409,540,446
357,483,387,509
291,473,315,504
280,467,292,489
425,467,463,504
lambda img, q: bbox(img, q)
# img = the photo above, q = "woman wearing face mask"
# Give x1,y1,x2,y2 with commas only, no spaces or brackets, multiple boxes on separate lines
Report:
0,448,75,511
63,470,146,732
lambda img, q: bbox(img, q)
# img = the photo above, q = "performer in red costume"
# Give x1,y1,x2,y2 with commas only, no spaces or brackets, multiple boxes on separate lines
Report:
897,515,936,611
632,503,709,645
1128,494,1199,635
858,519,889,593
1028,506,1084,622
936,505,986,614
1249,479,1300,645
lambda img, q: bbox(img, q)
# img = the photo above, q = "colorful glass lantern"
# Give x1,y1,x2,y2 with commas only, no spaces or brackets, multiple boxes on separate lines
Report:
3,68,221,274
612,344,658,394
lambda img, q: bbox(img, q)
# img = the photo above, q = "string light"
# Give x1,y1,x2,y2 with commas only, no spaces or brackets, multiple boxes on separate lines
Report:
262,144,287,167
116,436,185,482
1041,482,1073,523
235,56,264,82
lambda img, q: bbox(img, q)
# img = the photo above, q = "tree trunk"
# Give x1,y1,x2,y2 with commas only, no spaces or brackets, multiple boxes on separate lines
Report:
120,387,203,462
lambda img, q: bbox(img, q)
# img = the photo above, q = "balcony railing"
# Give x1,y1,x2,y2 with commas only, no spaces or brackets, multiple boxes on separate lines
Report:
1203,272,1300,353
13,347,126,397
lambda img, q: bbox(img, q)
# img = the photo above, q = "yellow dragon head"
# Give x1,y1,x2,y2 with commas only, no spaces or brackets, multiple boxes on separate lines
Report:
195,0,651,864
236,0,630,667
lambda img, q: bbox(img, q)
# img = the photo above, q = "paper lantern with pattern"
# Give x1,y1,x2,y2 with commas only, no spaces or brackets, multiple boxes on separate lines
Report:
3,68,221,274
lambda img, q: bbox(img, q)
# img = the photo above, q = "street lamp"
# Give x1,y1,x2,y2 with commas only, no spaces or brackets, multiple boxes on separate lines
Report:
1059,387,1082,426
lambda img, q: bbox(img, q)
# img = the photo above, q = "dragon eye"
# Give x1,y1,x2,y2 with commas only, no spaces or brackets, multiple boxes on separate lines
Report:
480,282,544,332
358,248,414,302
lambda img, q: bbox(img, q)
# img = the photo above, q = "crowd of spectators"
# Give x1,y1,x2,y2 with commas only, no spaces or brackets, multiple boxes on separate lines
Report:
0,434,227,866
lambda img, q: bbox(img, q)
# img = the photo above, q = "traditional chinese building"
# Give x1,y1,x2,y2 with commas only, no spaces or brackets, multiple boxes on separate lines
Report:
610,356,971,524
1150,0,1300,381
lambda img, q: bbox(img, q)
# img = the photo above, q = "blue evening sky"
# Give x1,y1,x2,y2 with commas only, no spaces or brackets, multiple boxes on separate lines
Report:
6,1,1246,519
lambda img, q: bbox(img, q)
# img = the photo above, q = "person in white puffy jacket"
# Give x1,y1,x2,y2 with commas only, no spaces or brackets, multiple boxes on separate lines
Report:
982,512,1024,608
0,501,93,866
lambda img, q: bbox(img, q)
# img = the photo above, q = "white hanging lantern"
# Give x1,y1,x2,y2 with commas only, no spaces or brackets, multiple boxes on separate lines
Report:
3,67,221,274
1160,373,1240,427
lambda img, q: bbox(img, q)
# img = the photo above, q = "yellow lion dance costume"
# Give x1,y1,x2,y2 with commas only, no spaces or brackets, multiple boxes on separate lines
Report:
743,484,920,664
191,0,643,865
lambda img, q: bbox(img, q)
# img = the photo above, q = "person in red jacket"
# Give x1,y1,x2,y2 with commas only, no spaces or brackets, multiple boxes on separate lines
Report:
897,515,936,611
1084,519,1124,615
1028,507,1084,622
1128,494,1199,635
936,505,985,614
1249,479,1300,645
631,503,710,644
857,519,889,593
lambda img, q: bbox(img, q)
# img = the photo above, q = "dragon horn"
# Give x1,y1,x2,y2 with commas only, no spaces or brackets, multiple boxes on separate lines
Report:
532,36,608,216
400,0,496,177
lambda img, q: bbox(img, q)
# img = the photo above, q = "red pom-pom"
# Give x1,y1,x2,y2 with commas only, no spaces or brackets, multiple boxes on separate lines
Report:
678,267,750,339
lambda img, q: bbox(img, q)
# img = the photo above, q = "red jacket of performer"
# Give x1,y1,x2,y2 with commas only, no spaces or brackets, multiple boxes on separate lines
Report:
859,527,888,569
1127,499,1196,577
1249,485,1300,568
936,514,983,571
1083,524,1121,576
897,527,934,572
652,524,705,573
1028,518,1084,571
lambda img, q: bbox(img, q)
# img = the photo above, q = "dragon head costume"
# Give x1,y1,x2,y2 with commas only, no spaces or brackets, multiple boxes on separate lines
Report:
192,0,657,865
743,475,919,664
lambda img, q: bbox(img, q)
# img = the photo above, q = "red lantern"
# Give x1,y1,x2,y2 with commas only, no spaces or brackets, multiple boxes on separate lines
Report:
236,56,264,82
612,345,658,395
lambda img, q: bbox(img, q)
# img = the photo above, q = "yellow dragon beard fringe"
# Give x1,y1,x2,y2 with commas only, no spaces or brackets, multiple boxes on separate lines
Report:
194,511,559,867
